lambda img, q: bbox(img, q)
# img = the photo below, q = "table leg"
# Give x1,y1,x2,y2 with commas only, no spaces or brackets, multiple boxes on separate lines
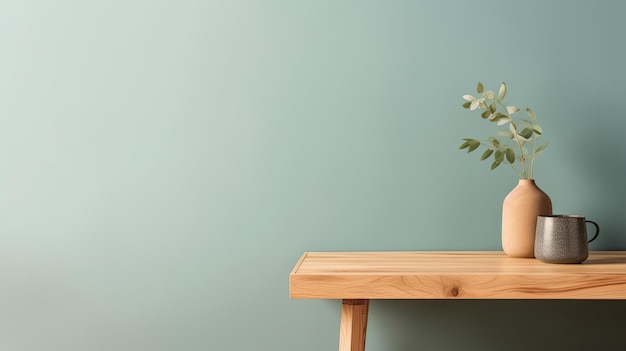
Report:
339,299,369,351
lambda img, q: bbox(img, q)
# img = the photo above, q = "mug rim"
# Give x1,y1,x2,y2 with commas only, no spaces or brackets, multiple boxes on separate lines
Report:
538,214,585,218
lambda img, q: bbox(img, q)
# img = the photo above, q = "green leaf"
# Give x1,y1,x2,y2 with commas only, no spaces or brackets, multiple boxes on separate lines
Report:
467,140,480,152
494,149,504,163
477,82,484,93
488,137,500,148
470,99,481,110
491,112,511,126
491,159,502,170
463,94,475,101
535,142,549,155
480,149,493,160
489,103,496,113
505,148,515,163
506,105,520,115
489,112,507,122
459,139,480,152
532,124,543,135
526,108,537,121
498,82,506,100
462,101,471,108
481,110,491,119
519,128,533,139
496,117,510,126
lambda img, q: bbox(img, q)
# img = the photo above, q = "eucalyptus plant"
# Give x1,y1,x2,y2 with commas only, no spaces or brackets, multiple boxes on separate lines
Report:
459,82,548,179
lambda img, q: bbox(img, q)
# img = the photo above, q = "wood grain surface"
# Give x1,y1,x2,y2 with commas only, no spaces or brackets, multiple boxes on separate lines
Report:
339,299,369,351
289,251,626,299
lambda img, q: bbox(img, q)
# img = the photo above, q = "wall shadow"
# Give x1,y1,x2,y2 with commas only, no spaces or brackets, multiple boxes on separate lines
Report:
369,299,626,351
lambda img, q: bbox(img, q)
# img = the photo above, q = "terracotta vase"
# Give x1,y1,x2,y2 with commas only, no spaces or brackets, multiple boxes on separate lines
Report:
502,179,553,258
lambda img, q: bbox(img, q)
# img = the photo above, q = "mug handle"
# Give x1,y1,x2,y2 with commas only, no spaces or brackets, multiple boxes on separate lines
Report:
586,220,600,243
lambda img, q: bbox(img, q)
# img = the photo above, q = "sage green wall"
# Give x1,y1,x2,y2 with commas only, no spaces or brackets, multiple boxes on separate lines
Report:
1,1,626,350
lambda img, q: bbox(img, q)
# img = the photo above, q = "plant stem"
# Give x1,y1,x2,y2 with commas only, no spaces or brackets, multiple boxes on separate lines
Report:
494,100,528,179
509,120,527,179
528,136,537,179
514,134,527,179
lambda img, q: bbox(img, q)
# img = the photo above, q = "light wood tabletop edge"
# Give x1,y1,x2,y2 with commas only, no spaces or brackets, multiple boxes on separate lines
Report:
289,251,626,300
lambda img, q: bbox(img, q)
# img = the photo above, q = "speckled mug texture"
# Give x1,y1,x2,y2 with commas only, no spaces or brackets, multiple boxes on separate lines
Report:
534,215,600,264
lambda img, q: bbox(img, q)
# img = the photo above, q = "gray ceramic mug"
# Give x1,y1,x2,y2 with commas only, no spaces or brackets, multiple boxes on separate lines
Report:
534,215,599,264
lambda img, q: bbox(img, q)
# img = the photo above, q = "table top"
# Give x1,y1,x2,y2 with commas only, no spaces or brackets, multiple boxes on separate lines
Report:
289,251,626,299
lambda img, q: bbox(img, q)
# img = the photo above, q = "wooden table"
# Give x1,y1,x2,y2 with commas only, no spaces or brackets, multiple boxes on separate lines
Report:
289,251,626,351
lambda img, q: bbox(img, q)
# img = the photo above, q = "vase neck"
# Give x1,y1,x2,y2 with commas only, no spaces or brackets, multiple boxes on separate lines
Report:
517,179,537,186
